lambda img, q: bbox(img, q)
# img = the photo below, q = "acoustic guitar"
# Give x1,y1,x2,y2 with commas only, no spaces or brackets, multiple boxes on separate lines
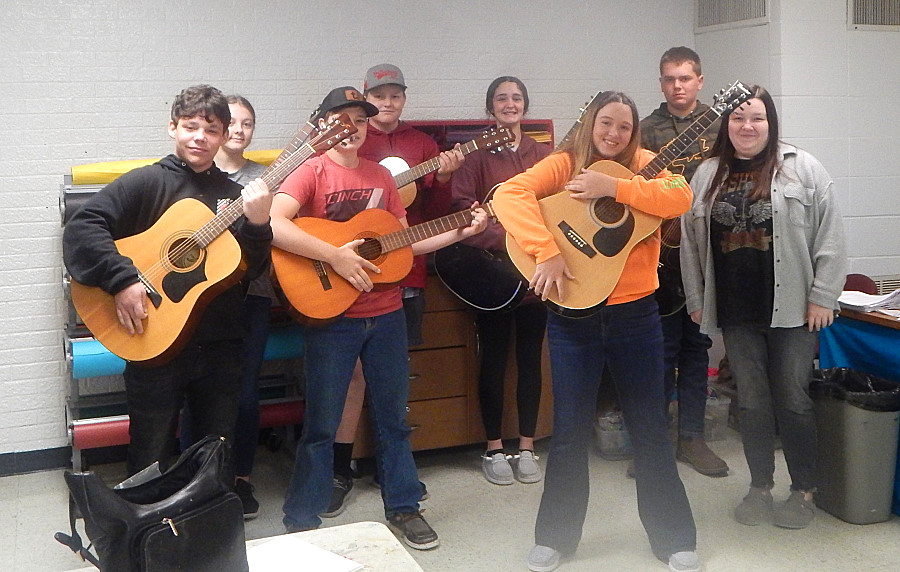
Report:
433,193,526,313
272,205,493,320
69,115,357,365
379,128,512,207
432,92,604,312
504,81,752,318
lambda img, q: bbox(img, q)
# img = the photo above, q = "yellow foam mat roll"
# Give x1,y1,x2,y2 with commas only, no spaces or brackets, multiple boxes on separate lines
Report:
70,149,283,186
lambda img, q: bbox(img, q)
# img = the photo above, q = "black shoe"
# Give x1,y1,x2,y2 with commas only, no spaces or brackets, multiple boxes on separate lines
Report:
372,475,429,501
235,479,259,520
388,511,439,550
321,474,353,518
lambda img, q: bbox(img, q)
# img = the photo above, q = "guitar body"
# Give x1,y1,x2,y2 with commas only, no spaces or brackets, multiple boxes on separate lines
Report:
70,198,245,364
272,209,414,321
655,217,686,316
433,242,527,312
504,160,662,317
379,156,417,207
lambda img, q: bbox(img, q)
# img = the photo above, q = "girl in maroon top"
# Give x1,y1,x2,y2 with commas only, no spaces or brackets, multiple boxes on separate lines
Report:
451,76,551,486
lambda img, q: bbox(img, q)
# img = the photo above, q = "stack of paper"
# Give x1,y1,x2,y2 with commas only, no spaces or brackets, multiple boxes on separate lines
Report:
247,535,363,572
838,289,900,312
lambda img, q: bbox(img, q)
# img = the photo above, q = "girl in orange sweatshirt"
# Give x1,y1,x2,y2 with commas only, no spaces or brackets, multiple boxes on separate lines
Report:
493,91,700,572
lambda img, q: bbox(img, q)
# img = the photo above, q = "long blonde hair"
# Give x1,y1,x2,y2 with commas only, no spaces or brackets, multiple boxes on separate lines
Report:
555,91,642,180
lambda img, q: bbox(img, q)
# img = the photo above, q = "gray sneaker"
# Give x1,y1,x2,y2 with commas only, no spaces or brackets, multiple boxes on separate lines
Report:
774,491,815,529
482,451,514,485
513,450,543,483
734,486,774,526
668,550,701,572
527,545,561,572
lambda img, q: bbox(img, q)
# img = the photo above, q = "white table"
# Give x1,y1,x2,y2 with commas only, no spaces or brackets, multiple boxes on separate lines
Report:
248,521,424,571
68,521,424,572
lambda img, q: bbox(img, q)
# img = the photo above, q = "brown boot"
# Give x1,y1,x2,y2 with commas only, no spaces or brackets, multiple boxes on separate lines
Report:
676,436,729,477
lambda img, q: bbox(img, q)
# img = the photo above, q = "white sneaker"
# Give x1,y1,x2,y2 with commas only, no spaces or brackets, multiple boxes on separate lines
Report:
482,451,514,485
513,450,543,483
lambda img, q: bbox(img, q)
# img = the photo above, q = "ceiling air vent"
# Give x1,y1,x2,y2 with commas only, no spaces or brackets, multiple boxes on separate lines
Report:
695,0,769,32
849,0,900,30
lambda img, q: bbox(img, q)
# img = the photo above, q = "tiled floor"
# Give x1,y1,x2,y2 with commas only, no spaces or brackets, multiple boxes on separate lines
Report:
5,427,900,571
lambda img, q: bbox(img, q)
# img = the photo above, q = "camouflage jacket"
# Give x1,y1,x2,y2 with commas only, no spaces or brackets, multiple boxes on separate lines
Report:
639,102,718,183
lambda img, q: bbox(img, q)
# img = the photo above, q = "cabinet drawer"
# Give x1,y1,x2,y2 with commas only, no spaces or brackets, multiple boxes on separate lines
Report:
353,396,468,458
408,347,469,401
407,397,468,451
419,310,473,349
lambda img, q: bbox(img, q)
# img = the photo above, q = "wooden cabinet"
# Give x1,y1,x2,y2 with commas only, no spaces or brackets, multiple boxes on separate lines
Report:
353,275,553,458
405,119,554,150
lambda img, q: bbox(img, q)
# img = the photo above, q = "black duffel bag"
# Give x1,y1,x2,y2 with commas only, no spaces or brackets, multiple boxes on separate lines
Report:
56,435,248,571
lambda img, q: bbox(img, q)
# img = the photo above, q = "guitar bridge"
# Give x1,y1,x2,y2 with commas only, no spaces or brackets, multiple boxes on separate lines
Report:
139,274,163,308
313,260,333,291
558,221,597,258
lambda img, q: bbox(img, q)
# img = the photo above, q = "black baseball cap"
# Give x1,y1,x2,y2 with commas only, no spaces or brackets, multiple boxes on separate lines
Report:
316,86,379,120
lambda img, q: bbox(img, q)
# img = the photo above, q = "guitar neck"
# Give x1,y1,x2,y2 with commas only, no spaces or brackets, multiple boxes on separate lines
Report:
557,91,603,150
267,119,317,174
378,203,494,253
393,138,482,189
638,107,721,179
194,117,329,248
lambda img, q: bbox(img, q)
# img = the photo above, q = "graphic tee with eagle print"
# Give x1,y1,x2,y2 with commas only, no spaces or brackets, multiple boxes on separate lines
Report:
709,158,775,327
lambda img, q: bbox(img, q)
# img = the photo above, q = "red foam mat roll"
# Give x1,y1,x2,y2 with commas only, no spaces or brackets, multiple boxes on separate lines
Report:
71,415,131,449
70,400,305,450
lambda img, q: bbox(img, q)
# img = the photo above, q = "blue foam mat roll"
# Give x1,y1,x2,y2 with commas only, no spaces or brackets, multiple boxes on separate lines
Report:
71,338,126,379
70,325,305,379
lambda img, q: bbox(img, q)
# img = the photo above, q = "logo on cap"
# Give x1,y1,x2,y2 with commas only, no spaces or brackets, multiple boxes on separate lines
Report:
373,69,400,80
344,89,364,102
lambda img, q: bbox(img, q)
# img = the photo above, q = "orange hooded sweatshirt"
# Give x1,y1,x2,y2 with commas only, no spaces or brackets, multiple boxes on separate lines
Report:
492,149,692,306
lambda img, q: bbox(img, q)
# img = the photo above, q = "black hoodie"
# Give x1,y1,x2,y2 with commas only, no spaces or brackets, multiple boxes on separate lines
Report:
63,154,273,343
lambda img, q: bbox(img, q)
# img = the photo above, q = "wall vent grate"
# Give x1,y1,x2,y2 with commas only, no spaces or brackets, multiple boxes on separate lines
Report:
873,274,900,295
849,0,900,30
696,0,768,31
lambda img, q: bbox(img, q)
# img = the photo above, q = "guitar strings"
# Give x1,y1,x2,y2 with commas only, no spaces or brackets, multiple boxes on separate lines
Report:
133,121,349,290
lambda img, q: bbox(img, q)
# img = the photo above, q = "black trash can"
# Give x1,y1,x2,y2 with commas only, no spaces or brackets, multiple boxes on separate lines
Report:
811,368,900,524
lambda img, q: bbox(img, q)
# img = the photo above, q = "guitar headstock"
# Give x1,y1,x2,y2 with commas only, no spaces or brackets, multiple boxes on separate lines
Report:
308,113,358,153
557,90,604,150
711,81,753,117
479,127,514,154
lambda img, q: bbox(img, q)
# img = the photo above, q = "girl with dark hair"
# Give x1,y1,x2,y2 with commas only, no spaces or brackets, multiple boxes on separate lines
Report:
681,85,846,530
493,91,699,572
451,76,550,485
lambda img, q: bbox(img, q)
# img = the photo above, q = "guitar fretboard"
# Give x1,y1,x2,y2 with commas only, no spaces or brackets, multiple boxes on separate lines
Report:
639,82,750,179
639,110,720,180
359,204,496,259
393,133,508,188
192,118,352,249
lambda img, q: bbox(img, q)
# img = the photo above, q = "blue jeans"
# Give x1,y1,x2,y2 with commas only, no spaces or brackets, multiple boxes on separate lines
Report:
661,307,713,438
282,309,420,530
124,339,243,476
722,325,818,491
535,296,696,560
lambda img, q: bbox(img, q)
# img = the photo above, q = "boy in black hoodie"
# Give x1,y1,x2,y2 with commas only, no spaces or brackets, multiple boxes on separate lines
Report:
63,84,273,476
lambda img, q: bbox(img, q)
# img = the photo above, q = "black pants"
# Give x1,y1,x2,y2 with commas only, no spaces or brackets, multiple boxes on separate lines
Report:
476,301,548,441
124,339,243,476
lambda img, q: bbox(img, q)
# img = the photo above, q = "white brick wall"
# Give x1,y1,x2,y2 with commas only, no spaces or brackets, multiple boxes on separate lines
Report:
0,0,693,456
1,0,896,457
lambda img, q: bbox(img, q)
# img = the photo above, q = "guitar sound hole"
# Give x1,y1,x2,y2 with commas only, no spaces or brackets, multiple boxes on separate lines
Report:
167,237,203,270
592,197,627,227
356,238,383,261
